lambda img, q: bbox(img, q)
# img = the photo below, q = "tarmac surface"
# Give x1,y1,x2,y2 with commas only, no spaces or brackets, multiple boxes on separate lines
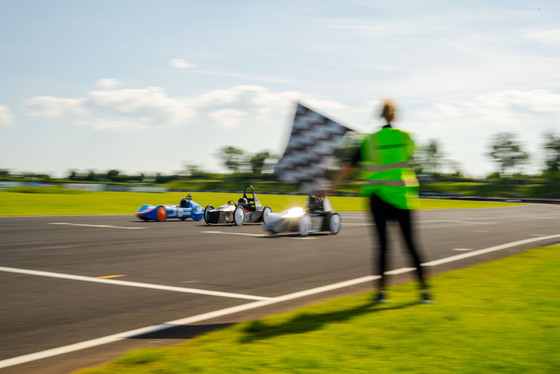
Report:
1,203,560,373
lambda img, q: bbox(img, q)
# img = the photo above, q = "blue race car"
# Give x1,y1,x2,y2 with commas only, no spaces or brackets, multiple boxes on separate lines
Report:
136,194,204,222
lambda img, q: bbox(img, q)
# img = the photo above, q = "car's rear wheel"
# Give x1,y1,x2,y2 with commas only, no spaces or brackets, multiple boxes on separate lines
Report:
328,213,341,235
204,205,214,225
234,206,245,226
156,206,167,222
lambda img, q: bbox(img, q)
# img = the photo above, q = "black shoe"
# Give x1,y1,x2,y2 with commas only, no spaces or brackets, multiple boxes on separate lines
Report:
419,290,436,304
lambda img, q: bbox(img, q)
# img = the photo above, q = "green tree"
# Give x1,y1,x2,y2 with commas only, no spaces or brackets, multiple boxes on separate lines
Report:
85,170,97,181
543,132,560,178
248,151,271,175
423,139,444,174
487,132,530,176
220,146,245,173
106,169,120,182
414,139,444,176
446,160,465,180
183,163,208,179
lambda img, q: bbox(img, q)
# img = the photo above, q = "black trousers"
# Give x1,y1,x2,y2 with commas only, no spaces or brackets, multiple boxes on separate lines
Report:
369,194,428,290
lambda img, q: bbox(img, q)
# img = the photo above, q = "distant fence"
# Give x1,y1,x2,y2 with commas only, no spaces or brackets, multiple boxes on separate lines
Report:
0,182,23,190
63,183,106,192
449,196,560,205
0,182,168,193
65,183,168,193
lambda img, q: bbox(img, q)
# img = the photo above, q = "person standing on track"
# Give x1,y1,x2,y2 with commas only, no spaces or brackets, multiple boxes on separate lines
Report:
329,99,433,303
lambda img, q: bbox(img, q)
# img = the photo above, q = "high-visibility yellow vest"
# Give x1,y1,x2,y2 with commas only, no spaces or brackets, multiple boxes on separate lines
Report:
360,127,419,209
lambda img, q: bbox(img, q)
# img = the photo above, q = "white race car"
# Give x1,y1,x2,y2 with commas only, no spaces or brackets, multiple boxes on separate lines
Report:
264,194,341,236
204,185,272,226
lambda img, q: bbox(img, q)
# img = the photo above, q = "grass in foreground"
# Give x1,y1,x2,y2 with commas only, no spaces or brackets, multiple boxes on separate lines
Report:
74,246,559,374
0,190,520,216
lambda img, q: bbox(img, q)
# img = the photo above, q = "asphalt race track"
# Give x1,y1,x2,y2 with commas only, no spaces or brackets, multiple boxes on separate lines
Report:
1,203,560,373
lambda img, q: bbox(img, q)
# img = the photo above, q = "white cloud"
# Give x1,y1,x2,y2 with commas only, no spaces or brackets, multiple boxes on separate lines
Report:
436,89,560,130
77,118,151,132
208,109,246,128
0,105,15,127
22,80,557,177
521,28,560,45
96,78,121,90
405,89,560,176
22,83,326,132
170,59,195,69
24,97,86,117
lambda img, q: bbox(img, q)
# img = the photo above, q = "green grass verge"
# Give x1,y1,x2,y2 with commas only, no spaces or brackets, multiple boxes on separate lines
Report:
73,245,560,374
0,191,520,216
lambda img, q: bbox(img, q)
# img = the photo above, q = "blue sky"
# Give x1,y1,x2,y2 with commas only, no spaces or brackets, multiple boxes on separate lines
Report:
1,0,559,178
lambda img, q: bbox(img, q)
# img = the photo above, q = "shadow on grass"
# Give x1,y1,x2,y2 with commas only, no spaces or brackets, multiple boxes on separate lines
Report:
238,300,418,343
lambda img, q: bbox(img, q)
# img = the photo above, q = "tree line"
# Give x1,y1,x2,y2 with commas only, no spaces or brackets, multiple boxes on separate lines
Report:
415,132,560,182
2,132,559,184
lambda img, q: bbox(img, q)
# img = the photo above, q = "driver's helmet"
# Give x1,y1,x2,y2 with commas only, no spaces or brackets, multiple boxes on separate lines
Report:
237,197,249,209
180,196,191,208
308,195,323,212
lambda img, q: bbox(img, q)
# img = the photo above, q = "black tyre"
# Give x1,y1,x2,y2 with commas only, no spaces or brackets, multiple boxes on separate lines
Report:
204,205,214,225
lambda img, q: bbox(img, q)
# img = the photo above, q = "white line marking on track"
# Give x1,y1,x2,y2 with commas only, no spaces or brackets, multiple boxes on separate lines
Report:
0,274,380,370
385,267,415,275
201,230,268,237
2,233,560,369
423,233,560,267
202,230,318,240
0,266,269,301
50,223,146,230
453,248,474,251
421,219,491,225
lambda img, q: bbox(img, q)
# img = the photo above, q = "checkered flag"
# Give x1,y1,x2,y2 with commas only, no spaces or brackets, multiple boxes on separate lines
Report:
274,103,354,191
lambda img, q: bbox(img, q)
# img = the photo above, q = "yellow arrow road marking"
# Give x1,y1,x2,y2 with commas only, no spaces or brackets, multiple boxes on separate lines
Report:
97,275,126,279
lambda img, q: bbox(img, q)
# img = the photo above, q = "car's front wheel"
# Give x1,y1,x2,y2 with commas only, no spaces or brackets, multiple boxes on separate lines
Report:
262,206,272,225
156,206,167,222
233,206,245,226
298,214,312,236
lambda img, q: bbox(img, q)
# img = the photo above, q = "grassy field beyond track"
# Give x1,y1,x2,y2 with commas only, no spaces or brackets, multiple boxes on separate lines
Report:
74,245,560,374
0,190,520,216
